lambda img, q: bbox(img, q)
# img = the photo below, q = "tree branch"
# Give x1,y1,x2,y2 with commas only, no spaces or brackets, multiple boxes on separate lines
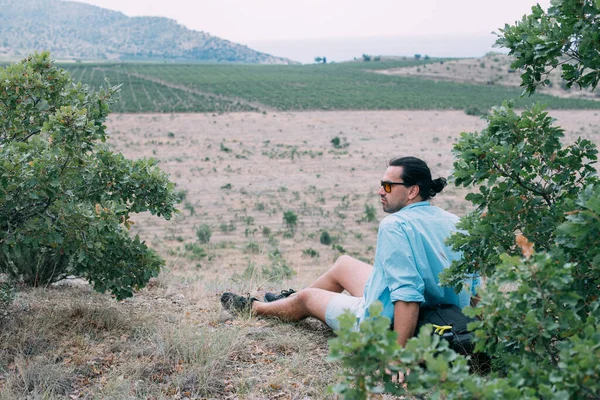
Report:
492,160,553,206
20,129,42,142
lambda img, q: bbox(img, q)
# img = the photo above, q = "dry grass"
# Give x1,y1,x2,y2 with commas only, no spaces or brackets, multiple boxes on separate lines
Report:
377,53,600,101
1,110,598,398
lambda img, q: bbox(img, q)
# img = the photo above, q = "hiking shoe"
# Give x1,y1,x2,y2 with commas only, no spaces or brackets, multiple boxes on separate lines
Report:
264,288,296,303
220,292,258,315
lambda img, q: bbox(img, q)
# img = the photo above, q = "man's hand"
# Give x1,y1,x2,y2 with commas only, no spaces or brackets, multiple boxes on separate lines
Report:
393,301,420,347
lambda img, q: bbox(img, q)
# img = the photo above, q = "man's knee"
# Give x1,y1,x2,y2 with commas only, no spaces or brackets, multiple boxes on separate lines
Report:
332,254,355,271
295,288,318,304
295,288,332,309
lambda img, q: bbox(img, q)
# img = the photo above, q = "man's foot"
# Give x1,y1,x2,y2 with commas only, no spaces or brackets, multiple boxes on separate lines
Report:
220,292,257,315
264,288,296,303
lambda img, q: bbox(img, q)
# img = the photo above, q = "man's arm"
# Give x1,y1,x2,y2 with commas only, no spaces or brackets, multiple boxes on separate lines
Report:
393,300,420,347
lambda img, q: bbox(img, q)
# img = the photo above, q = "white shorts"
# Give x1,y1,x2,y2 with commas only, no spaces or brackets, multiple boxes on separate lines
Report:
324,294,365,331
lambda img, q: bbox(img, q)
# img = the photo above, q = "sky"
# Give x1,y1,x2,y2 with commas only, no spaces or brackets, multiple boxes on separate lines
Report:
72,0,553,63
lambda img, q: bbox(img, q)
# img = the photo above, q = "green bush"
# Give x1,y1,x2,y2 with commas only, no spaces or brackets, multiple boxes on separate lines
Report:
264,251,294,281
320,231,332,245
445,101,598,288
282,210,298,234
245,241,260,254
0,53,177,299
330,136,349,149
195,224,212,244
184,243,207,261
360,204,377,223
220,222,236,233
302,248,319,258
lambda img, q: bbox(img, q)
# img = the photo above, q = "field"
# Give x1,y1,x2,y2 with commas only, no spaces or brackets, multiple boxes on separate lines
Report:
378,53,600,101
60,59,600,113
2,106,599,398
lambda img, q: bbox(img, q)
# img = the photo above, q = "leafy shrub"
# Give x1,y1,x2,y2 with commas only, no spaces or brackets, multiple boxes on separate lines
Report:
245,241,260,254
497,0,600,93
330,136,349,149
264,251,295,281
360,204,377,223
183,201,195,216
332,244,347,254
320,231,332,245
195,224,212,244
445,101,598,288
282,210,298,233
0,53,176,299
220,222,236,233
183,243,207,261
220,142,231,152
302,248,319,258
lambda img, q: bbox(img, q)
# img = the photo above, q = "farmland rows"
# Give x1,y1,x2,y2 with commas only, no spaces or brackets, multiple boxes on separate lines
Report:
61,61,600,113
63,65,256,113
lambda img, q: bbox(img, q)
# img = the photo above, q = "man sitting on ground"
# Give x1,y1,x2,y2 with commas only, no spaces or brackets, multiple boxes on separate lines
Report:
221,156,475,346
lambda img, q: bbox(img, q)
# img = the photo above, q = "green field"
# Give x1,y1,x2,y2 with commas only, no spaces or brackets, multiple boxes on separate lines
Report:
65,65,256,112
58,60,600,113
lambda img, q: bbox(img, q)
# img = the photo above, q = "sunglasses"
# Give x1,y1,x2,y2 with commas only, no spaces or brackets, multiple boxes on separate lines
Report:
380,180,411,193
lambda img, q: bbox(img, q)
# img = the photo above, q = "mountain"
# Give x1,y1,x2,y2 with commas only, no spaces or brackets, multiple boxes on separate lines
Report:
0,0,296,64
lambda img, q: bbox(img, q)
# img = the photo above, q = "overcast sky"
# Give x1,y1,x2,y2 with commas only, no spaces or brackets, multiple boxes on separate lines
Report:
73,0,551,43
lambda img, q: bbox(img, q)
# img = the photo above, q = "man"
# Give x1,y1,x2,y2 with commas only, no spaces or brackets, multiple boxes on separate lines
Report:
221,156,474,346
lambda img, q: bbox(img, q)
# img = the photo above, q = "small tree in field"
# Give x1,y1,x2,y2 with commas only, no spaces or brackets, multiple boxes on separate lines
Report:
282,210,298,235
0,53,177,300
329,1,600,398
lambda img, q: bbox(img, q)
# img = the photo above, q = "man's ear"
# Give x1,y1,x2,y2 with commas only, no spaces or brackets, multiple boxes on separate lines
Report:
408,185,420,200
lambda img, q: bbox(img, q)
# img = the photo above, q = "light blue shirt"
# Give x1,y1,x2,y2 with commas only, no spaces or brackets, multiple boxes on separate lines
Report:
360,201,473,322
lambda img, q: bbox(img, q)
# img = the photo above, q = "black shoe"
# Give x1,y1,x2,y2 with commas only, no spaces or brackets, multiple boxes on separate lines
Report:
220,292,258,315
264,288,296,303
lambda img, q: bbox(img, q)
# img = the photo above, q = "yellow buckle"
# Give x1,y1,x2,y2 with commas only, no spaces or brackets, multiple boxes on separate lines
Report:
432,324,452,335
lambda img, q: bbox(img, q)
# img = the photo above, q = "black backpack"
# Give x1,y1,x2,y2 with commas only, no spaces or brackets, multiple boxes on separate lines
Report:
415,304,476,355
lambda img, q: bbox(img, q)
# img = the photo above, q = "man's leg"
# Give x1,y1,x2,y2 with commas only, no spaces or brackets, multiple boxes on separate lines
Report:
252,288,338,324
308,255,372,297
224,256,371,322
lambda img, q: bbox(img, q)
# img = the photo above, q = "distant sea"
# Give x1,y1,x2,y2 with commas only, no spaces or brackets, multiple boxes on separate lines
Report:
245,33,504,64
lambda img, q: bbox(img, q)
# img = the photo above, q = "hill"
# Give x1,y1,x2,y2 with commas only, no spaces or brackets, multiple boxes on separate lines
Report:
0,0,295,64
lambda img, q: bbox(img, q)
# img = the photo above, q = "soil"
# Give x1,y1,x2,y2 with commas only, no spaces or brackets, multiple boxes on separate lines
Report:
107,109,599,286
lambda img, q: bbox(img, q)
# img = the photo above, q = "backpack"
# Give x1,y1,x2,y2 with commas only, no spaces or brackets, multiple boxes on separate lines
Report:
415,304,476,356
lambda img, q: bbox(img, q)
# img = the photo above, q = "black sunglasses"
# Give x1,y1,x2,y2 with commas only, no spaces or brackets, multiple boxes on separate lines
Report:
380,180,411,193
